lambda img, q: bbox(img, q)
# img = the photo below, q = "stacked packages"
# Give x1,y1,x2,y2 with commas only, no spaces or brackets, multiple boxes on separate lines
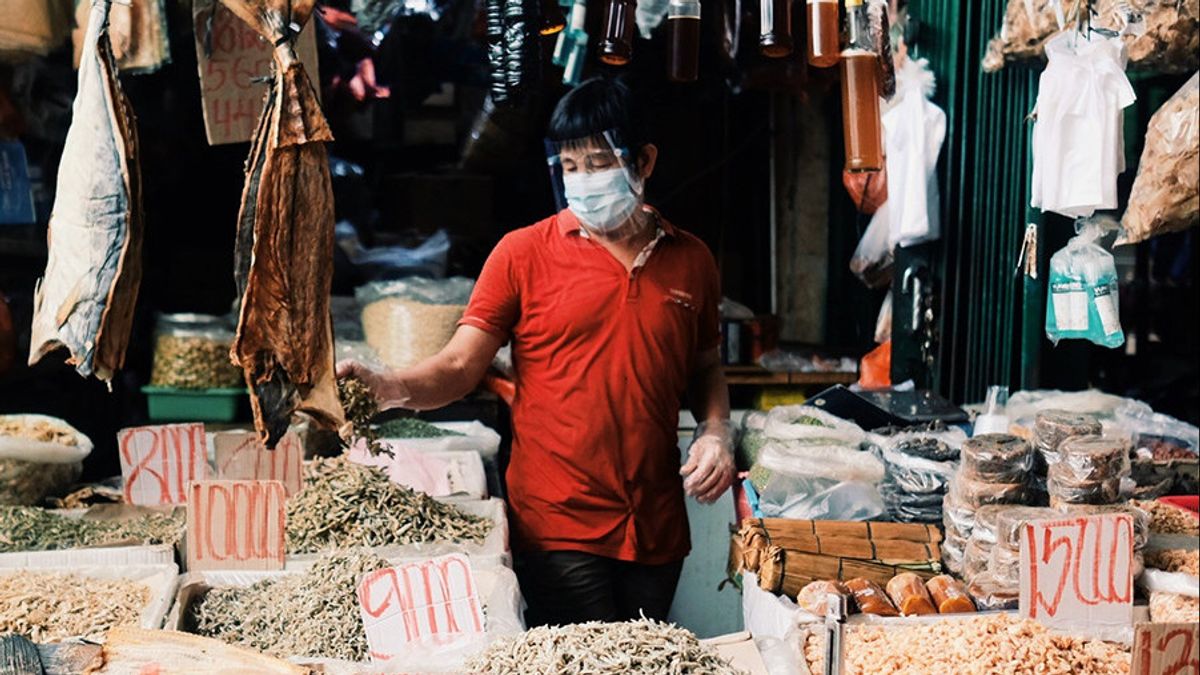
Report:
942,434,1032,575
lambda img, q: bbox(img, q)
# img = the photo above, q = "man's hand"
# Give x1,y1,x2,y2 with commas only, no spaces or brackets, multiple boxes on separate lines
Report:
680,419,736,504
335,360,412,410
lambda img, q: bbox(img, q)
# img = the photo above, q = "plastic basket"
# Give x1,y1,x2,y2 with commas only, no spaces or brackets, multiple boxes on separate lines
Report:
142,386,244,423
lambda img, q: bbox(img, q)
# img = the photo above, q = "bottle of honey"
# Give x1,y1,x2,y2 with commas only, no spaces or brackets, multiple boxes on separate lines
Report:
839,0,883,171
806,0,839,67
758,0,793,57
667,0,701,81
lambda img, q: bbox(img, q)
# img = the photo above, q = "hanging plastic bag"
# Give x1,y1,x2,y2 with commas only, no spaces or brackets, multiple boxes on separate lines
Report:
1045,218,1125,348
850,210,893,288
882,57,945,249
764,406,867,446
1119,72,1199,245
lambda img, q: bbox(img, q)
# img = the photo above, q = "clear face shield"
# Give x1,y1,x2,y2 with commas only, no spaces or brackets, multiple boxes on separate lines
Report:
546,130,647,237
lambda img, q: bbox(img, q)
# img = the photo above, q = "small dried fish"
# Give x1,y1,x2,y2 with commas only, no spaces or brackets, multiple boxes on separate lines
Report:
0,418,79,446
0,506,184,553
0,571,150,642
190,548,389,661
285,456,492,554
466,617,744,674
337,376,391,457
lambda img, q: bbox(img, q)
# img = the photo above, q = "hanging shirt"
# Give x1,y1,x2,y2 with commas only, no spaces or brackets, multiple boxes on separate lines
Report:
460,207,721,565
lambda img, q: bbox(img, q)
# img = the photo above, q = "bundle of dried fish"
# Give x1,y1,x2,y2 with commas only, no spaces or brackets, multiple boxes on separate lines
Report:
286,456,492,553
228,0,344,447
190,548,388,661
0,570,150,642
29,0,142,383
337,376,389,457
466,617,743,674
0,506,183,553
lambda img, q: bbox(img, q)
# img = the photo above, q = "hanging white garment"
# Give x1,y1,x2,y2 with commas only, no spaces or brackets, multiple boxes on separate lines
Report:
1030,32,1136,218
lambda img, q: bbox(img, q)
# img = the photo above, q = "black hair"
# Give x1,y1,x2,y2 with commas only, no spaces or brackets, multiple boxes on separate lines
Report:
546,77,651,155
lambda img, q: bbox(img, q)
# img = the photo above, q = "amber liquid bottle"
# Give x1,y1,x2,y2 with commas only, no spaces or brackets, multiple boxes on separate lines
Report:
839,0,883,171
598,0,637,65
759,0,792,57
667,0,701,81
806,0,839,67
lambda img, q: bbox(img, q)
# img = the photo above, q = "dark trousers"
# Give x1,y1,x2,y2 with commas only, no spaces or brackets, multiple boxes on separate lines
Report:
515,550,684,627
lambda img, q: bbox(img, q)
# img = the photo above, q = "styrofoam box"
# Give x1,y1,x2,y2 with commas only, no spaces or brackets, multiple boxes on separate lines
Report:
381,421,501,461
0,544,175,568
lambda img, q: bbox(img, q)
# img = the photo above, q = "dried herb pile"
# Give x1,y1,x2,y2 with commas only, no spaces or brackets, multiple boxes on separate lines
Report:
0,506,184,553
191,548,388,661
286,456,492,554
0,571,150,642
337,376,390,457
466,617,744,674
376,417,464,439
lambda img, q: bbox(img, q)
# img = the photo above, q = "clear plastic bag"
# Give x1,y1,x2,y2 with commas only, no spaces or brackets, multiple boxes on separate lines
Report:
1050,436,1130,484
357,277,475,369
764,406,867,446
756,474,885,521
850,208,893,289
1045,218,1125,348
959,433,1032,483
756,441,886,484
880,447,958,494
150,313,242,390
1115,401,1200,456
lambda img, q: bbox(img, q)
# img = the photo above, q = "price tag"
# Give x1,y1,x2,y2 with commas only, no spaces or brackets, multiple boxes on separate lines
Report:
117,423,209,505
214,430,303,496
1019,514,1134,641
1133,622,1200,675
187,480,286,571
192,0,320,145
357,553,486,661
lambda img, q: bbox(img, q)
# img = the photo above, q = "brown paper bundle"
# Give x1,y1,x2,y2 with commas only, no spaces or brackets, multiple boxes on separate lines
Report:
227,0,345,446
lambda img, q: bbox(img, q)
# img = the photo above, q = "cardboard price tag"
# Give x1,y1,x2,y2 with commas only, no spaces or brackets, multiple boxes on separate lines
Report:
1133,622,1200,675
117,423,209,505
187,480,286,571
192,0,319,145
214,430,303,496
1019,514,1135,640
357,553,486,661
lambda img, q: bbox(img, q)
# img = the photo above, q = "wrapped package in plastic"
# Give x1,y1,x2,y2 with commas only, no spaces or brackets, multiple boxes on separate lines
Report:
753,440,886,520
738,410,770,471
1048,478,1122,507
960,434,1032,483
1115,401,1199,456
795,580,850,617
1120,73,1199,245
925,575,976,614
886,573,937,616
963,537,993,581
992,506,1060,550
1033,410,1103,468
1050,436,1130,484
1054,503,1150,550
969,504,1011,546
967,571,1019,611
880,446,958,495
941,491,975,541
1044,219,1127,348
763,406,867,446
949,476,1027,509
844,577,899,616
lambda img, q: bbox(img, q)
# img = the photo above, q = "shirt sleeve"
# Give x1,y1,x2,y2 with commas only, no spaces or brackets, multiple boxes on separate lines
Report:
697,243,722,353
459,234,521,338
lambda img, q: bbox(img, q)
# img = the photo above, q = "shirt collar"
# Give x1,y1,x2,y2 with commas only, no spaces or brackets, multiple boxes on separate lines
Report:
555,206,677,238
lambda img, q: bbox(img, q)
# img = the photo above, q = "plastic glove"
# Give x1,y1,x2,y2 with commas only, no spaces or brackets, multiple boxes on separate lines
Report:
680,419,737,504
335,360,412,410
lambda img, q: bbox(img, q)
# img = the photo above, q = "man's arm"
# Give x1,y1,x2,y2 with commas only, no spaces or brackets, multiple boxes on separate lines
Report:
337,325,506,411
688,347,730,426
679,347,735,504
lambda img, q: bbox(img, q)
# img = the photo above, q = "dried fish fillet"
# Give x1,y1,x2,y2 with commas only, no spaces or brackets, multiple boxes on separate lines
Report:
29,0,142,382
228,0,343,446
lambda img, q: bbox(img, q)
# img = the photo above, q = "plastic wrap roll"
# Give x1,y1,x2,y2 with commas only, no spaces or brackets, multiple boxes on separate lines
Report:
926,575,976,614
844,577,899,616
886,572,938,616
960,434,1032,483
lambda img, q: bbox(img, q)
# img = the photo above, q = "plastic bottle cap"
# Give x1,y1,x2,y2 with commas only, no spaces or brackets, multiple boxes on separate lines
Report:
669,0,701,18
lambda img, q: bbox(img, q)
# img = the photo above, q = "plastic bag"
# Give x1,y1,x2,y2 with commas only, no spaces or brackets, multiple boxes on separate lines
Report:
763,406,867,446
1115,401,1200,457
0,414,92,505
882,58,945,249
1119,73,1199,245
850,214,893,289
960,433,1033,483
858,341,891,389
357,277,474,369
754,441,886,520
756,442,885,484
1045,218,1125,348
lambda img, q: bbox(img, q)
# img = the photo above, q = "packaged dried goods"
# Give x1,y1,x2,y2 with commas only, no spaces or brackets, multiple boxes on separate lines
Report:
959,433,1032,483
969,504,1011,545
1054,502,1151,549
795,579,850,616
150,314,242,390
1120,72,1200,245
992,506,1060,550
1149,591,1200,623
963,537,993,581
950,476,1026,508
940,540,964,576
844,577,899,616
1047,477,1122,507
763,405,867,445
358,277,474,370
967,571,1019,611
1033,410,1102,468
885,572,937,616
924,575,975,614
1051,436,1130,484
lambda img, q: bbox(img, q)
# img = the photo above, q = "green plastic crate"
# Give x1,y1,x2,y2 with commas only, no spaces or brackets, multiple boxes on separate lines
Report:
142,386,245,423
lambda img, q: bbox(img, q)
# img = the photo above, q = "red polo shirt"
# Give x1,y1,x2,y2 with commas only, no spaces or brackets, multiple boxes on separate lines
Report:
460,208,721,565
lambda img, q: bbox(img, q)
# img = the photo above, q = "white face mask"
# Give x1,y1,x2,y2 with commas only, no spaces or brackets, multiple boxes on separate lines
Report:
563,168,643,234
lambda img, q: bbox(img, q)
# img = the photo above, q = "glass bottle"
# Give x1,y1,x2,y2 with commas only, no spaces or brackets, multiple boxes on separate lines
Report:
598,0,637,65
839,0,883,171
758,0,792,57
540,0,567,35
667,0,701,81
806,0,839,67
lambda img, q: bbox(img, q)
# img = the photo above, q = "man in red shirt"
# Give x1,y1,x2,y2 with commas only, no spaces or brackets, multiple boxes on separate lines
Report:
338,77,734,626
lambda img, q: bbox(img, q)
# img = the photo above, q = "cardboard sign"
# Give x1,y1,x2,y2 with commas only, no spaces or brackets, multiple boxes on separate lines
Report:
214,430,303,496
187,480,286,571
192,0,320,145
1019,514,1134,640
117,423,209,505
1133,622,1200,675
357,553,486,661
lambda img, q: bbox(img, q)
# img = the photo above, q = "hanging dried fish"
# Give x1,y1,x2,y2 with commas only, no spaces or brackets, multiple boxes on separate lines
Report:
227,0,344,448
29,0,143,382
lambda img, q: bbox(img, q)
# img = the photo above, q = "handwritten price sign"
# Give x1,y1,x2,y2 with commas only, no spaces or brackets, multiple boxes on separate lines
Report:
192,0,319,145
357,553,486,661
118,423,209,505
1019,514,1134,640
1133,622,1200,675
214,430,303,496
187,480,286,571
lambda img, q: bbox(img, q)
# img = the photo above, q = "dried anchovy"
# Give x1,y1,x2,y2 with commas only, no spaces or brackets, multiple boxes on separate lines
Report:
0,570,150,642
337,376,391,457
0,506,184,553
466,617,745,674
150,334,243,389
286,456,492,554
191,548,388,661
376,417,465,439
